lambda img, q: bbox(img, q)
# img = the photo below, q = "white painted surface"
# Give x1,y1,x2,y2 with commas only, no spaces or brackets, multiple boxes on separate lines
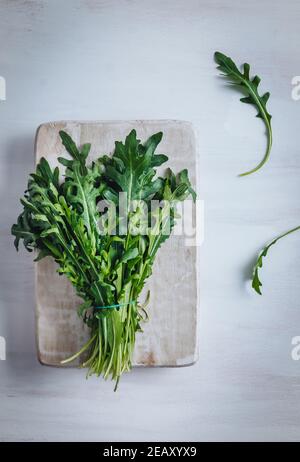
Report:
0,0,300,442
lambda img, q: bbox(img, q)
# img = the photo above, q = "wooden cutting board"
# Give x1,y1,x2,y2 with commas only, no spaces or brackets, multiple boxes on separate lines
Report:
35,120,198,367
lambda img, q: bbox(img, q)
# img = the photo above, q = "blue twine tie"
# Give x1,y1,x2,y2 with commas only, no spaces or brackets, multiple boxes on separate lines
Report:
95,300,136,310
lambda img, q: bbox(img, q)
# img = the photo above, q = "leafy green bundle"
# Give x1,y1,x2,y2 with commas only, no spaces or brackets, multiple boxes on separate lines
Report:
12,129,196,388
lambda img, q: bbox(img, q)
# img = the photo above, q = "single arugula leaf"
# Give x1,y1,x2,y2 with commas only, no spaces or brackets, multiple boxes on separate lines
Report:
215,51,272,176
59,131,83,165
12,128,196,389
11,157,61,252
59,130,104,238
252,225,300,294
121,248,139,263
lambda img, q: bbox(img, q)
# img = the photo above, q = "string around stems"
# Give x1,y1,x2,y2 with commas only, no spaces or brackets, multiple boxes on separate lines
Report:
94,300,137,310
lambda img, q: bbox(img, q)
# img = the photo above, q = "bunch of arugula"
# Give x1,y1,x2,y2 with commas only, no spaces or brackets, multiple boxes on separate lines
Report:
252,225,300,295
12,129,195,389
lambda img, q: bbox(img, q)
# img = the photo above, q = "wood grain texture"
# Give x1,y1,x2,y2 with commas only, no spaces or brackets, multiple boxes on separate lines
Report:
35,120,198,367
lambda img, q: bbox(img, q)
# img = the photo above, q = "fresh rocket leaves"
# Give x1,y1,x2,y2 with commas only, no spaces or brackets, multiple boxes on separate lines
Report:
12,129,196,389
215,51,272,176
214,52,300,296
252,225,300,295
102,130,167,204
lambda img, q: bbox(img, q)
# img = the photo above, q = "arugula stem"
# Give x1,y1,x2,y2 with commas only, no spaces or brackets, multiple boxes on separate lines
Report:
239,86,273,177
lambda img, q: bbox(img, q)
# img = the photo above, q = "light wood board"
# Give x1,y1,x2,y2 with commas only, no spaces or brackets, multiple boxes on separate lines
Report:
35,120,198,367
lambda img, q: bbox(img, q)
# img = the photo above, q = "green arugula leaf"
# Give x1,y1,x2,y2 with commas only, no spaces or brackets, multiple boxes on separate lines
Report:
59,131,104,238
252,225,300,294
215,51,272,176
102,129,168,204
